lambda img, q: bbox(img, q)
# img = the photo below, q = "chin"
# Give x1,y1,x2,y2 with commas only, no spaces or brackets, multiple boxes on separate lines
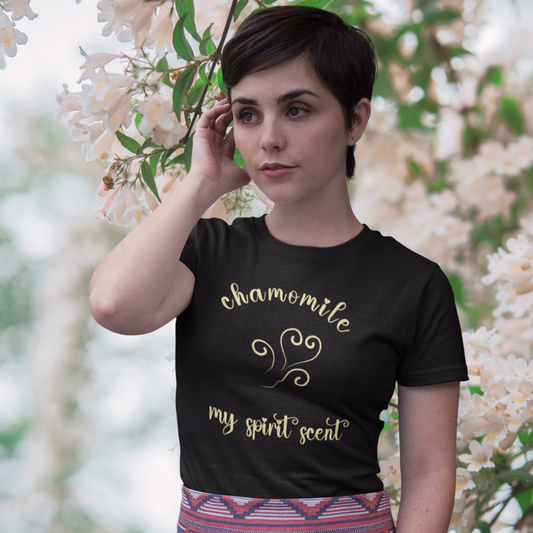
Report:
251,181,299,206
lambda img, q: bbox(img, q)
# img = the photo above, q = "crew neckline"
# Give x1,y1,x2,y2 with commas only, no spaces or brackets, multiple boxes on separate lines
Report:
252,214,375,261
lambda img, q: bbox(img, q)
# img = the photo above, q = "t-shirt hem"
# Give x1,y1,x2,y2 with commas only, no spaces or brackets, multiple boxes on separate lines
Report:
398,369,469,387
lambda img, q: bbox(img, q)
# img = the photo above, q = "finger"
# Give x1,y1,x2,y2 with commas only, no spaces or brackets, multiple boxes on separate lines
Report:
214,108,234,137
225,127,236,151
222,127,236,159
197,101,231,130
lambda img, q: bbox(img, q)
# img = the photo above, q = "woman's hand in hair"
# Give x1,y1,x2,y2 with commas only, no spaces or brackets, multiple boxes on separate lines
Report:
190,98,251,197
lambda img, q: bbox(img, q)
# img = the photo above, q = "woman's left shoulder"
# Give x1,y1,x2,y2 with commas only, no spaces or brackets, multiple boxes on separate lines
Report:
366,228,444,283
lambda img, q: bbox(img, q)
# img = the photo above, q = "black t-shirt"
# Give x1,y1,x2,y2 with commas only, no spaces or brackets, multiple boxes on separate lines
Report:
176,215,468,498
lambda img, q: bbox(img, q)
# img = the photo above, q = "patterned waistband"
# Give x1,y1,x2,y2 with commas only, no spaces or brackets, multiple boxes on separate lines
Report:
178,485,396,533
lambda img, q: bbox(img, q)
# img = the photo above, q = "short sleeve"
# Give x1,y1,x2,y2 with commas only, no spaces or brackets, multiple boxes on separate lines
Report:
179,225,198,276
397,265,469,386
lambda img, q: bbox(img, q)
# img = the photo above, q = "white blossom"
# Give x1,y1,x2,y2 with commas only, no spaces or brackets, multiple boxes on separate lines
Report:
458,439,495,471
434,107,464,160
449,496,476,533
137,93,186,148
78,50,122,83
0,10,28,59
2,0,37,21
97,0,163,46
378,455,401,489
144,2,177,58
455,467,475,499
463,326,501,360
94,183,150,226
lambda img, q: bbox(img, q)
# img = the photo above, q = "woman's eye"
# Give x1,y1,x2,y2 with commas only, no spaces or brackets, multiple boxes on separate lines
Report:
288,106,308,117
238,111,255,123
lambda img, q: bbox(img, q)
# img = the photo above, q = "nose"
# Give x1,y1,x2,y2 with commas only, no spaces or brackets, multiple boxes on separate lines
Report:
260,115,285,151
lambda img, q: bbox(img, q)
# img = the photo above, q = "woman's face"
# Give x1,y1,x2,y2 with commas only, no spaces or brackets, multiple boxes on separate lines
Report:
230,57,365,208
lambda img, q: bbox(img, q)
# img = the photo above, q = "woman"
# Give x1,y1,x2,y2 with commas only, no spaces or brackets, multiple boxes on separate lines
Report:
89,6,468,533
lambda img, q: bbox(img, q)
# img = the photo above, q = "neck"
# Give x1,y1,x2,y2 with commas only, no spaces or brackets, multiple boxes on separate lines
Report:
264,188,363,248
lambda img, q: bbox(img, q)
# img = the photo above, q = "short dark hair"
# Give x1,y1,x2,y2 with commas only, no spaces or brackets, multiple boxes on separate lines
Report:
221,6,377,179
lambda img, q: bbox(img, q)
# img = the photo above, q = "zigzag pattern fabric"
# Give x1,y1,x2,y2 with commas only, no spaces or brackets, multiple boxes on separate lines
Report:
177,485,396,533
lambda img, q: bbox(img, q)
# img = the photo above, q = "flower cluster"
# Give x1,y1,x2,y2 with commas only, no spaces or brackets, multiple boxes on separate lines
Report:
0,0,37,68
353,164,473,270
98,0,172,51
482,221,533,358
54,0,198,225
449,137,533,222
53,0,268,227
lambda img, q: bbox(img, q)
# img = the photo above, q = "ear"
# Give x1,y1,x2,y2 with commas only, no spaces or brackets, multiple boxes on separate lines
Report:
347,98,371,146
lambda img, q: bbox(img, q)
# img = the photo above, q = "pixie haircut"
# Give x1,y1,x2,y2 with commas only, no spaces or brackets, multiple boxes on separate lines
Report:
221,6,377,179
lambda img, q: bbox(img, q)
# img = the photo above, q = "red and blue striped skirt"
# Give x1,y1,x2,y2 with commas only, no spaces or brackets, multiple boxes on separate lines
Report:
177,485,396,533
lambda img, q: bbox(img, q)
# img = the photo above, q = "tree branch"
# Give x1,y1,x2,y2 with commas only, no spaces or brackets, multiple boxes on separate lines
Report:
180,0,240,145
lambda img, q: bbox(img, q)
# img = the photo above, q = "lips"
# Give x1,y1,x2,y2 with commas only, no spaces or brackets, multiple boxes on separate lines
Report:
260,163,296,170
259,163,297,178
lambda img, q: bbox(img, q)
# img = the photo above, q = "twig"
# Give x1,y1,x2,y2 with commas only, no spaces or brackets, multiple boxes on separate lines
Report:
180,0,240,145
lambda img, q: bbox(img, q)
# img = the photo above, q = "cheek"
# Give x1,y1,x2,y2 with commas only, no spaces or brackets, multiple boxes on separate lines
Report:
233,127,256,162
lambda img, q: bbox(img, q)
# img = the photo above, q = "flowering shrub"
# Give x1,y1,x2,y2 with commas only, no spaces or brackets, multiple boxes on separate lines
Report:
4,0,529,530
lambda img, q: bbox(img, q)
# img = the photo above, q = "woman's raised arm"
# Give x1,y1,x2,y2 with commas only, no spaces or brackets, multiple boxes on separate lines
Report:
89,99,250,335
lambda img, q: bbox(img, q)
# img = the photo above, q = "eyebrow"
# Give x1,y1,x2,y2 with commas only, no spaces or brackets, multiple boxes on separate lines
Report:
231,89,319,107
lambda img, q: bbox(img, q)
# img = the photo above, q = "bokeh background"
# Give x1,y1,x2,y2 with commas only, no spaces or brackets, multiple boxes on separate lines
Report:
1,0,532,532
0,2,179,532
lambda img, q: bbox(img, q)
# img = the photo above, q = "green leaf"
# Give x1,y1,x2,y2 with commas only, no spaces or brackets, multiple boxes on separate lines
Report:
173,64,197,120
186,79,205,107
0,420,30,454
184,132,195,173
500,97,524,135
173,13,195,61
162,72,175,89
516,488,533,514
161,150,170,174
176,0,201,42
411,65,432,91
448,273,465,306
448,45,470,58
467,385,482,396
519,428,533,446
116,130,141,153
199,62,210,85
289,0,334,8
407,159,422,176
425,9,461,24
486,66,503,86
372,70,395,99
398,104,425,129
472,521,491,533
167,152,186,166
217,67,227,95
155,56,169,73
499,469,533,484
141,160,162,203
234,0,249,21
207,37,217,56
139,138,159,153
200,23,215,56
150,152,161,175
233,147,245,168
